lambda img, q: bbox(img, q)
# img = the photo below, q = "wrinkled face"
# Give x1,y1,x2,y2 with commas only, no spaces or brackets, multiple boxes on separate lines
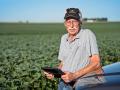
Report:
64,19,80,36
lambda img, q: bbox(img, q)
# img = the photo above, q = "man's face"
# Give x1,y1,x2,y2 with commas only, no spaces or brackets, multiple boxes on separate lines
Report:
64,19,80,36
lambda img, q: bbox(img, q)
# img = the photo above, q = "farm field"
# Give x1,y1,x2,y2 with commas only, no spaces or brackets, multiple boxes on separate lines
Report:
0,22,120,89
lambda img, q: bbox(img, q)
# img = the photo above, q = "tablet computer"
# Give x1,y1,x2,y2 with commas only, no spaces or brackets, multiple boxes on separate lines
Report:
41,67,65,78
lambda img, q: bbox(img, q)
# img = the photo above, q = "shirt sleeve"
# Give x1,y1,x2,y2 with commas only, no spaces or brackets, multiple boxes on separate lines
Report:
86,30,99,56
58,35,65,61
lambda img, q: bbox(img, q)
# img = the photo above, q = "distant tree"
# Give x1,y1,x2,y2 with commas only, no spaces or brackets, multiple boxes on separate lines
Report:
26,20,29,24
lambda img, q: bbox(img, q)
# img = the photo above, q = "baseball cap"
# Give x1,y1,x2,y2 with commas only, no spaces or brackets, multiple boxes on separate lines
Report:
64,8,82,21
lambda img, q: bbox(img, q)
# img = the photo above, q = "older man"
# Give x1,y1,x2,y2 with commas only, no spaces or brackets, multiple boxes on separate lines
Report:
45,8,105,90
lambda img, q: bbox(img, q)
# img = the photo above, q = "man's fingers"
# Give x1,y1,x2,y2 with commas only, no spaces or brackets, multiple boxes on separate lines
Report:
47,75,54,79
61,71,70,78
44,71,49,75
43,71,54,79
46,74,53,77
44,71,52,76
61,74,65,78
61,74,69,82
61,71,73,82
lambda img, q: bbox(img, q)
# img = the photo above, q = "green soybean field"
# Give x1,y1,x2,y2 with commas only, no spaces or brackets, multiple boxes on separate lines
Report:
0,22,120,90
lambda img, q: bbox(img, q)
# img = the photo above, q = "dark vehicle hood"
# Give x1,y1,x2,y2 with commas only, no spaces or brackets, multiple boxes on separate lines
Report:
84,62,120,90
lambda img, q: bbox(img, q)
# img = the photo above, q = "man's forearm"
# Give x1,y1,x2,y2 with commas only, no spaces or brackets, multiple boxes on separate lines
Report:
74,62,101,79
74,55,101,79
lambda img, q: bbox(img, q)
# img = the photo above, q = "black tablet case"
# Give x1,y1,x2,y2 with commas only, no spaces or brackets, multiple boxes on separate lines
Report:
41,67,65,78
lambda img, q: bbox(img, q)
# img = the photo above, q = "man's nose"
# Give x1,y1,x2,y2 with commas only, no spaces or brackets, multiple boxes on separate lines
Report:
70,21,74,28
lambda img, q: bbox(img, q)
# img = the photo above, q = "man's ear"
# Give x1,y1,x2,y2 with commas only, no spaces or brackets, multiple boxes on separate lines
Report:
79,20,82,25
64,21,67,27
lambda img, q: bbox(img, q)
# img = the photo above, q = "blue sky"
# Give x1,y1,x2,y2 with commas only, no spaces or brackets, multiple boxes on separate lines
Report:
0,0,120,22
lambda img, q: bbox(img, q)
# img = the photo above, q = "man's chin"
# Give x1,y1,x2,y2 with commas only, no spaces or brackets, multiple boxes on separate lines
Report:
69,32,77,36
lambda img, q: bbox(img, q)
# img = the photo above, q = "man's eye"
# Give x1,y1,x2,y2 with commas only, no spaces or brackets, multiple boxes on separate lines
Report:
67,21,70,23
73,21,78,23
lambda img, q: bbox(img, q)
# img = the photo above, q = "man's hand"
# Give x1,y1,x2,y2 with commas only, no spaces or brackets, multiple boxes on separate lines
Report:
61,71,76,83
44,71,54,80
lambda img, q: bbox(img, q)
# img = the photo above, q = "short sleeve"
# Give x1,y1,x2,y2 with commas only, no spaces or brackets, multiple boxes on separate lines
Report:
86,30,99,56
58,35,65,61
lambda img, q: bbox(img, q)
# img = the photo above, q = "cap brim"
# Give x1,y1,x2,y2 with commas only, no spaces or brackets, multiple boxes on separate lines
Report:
64,14,80,20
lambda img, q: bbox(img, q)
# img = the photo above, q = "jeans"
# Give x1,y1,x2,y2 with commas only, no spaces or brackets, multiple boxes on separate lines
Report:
58,80,73,90
58,80,84,90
